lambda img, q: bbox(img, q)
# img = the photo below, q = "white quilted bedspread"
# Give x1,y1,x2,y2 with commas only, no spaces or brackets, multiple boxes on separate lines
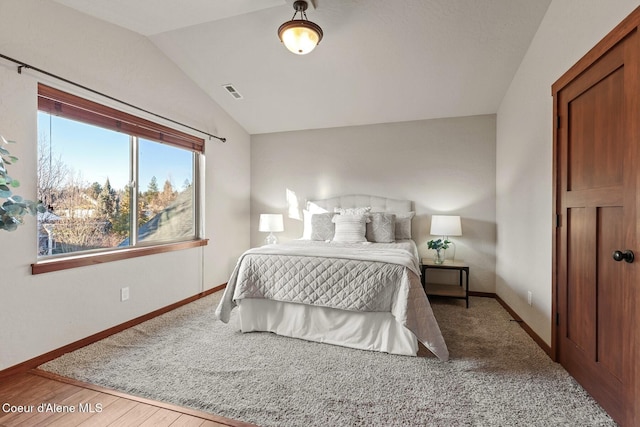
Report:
215,240,449,361
236,254,404,311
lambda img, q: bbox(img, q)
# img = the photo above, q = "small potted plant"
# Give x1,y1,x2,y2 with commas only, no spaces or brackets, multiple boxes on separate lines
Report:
427,238,450,264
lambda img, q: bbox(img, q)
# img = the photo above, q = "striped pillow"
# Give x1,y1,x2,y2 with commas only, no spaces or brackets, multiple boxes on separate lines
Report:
332,214,367,243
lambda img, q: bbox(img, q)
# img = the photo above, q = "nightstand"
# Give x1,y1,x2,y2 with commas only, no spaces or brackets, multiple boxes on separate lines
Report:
421,259,470,308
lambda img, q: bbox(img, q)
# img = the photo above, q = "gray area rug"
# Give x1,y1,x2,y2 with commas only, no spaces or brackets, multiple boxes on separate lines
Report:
40,294,616,426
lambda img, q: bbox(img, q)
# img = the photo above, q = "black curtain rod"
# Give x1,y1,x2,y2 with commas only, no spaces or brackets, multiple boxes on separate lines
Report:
0,52,226,143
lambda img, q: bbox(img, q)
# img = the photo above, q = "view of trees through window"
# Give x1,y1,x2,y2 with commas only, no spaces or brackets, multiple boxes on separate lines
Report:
37,112,196,257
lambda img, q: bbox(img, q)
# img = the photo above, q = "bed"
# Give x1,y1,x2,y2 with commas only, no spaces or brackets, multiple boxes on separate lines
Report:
215,195,449,361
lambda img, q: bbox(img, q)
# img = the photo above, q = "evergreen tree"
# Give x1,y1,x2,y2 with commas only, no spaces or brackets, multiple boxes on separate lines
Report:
147,176,159,197
112,186,130,237
145,176,160,214
98,178,117,220
88,182,102,200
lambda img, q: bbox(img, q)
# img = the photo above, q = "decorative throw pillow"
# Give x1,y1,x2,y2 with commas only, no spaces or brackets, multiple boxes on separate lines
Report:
334,206,371,216
393,211,415,240
302,209,313,239
302,208,329,239
366,212,396,243
310,213,335,241
331,214,368,243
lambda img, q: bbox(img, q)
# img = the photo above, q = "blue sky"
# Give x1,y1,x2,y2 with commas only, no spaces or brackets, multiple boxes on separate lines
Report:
38,113,193,192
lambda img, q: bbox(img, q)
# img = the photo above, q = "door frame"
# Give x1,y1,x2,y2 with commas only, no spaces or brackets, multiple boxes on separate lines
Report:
551,6,640,426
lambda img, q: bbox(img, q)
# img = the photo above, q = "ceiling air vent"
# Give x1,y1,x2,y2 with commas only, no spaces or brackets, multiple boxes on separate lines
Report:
222,84,243,100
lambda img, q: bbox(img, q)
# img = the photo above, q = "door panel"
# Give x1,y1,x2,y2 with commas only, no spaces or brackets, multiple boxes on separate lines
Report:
566,207,596,354
556,34,636,425
597,206,624,380
568,68,624,191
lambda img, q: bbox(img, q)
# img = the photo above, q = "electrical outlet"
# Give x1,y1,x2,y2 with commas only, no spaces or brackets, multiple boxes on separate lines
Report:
527,291,532,306
121,287,130,302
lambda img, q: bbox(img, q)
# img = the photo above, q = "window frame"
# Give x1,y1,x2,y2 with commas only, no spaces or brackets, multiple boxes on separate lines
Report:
32,84,207,275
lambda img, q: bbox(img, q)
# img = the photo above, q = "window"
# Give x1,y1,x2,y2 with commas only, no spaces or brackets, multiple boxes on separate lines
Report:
34,84,206,273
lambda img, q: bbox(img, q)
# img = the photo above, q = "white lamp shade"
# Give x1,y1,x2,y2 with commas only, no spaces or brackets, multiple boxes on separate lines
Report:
430,215,462,237
259,214,284,232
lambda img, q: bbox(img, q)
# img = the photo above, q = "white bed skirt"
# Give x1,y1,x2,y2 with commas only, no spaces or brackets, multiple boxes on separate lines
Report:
237,299,419,356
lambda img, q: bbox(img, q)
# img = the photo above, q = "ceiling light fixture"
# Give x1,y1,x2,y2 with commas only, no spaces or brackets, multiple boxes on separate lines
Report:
277,0,323,55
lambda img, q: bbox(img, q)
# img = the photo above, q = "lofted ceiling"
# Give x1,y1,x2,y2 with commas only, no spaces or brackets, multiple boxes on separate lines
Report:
53,0,552,135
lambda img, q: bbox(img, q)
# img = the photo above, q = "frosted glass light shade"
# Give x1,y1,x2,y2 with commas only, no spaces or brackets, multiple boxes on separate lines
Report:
278,20,323,55
430,215,462,237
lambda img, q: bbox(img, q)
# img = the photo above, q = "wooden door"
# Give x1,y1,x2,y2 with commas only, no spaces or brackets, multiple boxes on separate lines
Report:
554,29,639,426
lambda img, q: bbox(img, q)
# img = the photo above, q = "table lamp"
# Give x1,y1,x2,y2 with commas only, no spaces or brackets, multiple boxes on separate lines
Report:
430,215,462,261
259,214,284,245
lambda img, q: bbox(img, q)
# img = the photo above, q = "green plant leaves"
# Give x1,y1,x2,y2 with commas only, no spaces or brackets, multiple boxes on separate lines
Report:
0,135,45,232
31,202,46,215
0,217,18,232
427,238,451,250
4,203,23,215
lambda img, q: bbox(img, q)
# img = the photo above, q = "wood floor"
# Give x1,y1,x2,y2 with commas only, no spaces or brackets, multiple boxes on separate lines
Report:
0,370,253,427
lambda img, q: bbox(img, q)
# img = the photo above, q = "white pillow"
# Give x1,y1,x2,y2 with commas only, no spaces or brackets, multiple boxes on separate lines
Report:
393,211,415,240
331,214,368,243
302,210,313,239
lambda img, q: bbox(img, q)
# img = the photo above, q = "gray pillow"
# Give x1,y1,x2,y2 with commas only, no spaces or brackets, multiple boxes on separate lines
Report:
310,213,335,241
366,212,396,243
393,211,415,240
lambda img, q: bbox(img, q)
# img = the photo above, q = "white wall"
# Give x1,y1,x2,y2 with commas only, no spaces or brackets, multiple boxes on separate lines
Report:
0,0,250,370
251,115,497,293
496,0,639,345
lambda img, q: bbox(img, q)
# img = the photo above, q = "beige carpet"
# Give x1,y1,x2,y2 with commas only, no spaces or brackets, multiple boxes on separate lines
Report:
40,293,616,426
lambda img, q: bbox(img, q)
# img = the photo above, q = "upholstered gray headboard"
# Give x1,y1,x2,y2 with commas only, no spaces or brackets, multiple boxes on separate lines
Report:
307,194,412,213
